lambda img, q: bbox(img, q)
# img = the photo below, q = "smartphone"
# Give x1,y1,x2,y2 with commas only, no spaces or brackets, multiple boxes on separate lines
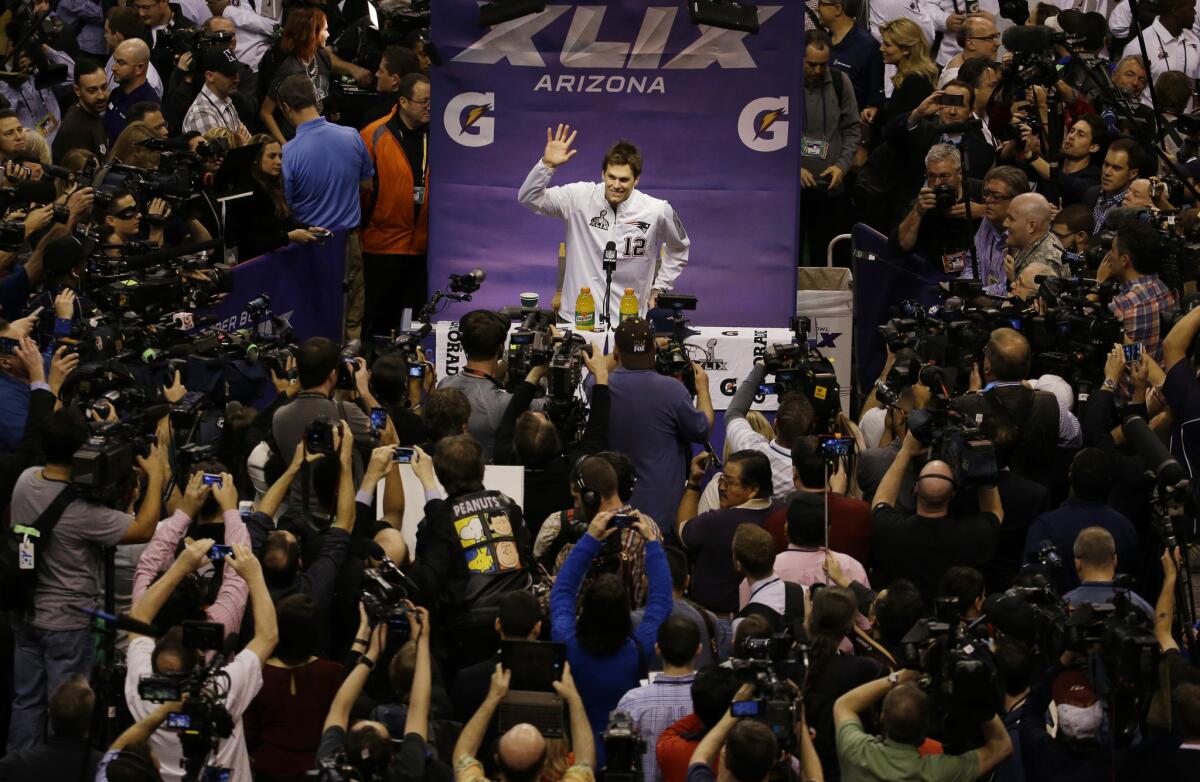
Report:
758,382,777,395
0,336,19,355
609,514,637,530
731,700,763,718
207,544,233,561
818,434,853,458
704,442,723,469
408,364,426,378
370,407,388,431
201,473,222,487
1123,343,1143,362
166,712,191,729
936,93,965,107
393,447,415,464
309,227,332,239
201,769,232,782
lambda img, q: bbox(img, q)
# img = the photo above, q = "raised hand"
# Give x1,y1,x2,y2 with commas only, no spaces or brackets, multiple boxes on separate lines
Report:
542,123,578,168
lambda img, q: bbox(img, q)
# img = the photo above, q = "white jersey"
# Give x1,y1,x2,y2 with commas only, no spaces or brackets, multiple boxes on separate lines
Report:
518,159,690,325
920,0,1001,66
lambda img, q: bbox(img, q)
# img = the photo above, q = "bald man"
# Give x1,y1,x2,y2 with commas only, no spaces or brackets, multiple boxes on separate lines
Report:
1002,192,1067,289
870,432,1004,602
454,661,595,782
104,38,160,142
1011,260,1058,302
955,327,1067,491
1123,178,1156,209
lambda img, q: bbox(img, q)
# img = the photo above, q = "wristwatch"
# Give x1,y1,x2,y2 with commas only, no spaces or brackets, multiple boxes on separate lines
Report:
1101,378,1118,392
888,671,901,687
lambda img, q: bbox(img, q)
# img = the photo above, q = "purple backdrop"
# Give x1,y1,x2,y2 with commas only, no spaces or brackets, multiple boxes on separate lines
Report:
199,230,346,339
428,1,802,326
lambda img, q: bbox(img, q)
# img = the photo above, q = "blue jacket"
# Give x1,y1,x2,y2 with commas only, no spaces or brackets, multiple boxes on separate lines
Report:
550,532,672,765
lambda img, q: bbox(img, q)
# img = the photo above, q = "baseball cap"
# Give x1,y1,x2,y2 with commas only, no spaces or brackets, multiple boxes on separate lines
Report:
614,317,656,369
201,47,240,77
1051,670,1103,740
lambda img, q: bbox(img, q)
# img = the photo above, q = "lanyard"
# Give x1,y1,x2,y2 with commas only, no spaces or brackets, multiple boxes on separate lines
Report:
748,577,781,602
201,90,237,129
1154,29,1189,74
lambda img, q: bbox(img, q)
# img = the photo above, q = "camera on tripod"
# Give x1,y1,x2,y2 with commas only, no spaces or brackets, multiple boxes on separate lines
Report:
602,710,647,782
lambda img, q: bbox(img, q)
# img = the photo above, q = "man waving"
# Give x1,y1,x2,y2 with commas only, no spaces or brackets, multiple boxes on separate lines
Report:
518,124,691,327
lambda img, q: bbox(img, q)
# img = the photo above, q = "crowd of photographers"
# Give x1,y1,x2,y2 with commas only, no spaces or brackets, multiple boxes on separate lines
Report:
0,0,1199,782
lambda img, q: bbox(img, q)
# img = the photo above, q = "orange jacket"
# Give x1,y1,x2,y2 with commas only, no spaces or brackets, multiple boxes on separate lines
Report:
360,109,429,255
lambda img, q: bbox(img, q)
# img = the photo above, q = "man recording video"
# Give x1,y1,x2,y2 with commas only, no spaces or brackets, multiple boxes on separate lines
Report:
7,408,167,751
517,125,690,324
124,541,277,781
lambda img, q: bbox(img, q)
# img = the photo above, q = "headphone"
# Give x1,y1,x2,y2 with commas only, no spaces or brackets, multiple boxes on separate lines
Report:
575,457,601,512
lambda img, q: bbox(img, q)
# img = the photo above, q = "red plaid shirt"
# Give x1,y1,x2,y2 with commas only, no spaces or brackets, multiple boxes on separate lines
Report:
1110,275,1175,362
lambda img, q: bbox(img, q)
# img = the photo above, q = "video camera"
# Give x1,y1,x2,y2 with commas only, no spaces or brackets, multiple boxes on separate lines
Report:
602,710,646,782
653,293,699,396
360,556,420,646
137,620,235,781
905,367,998,488
900,598,1001,729
729,623,808,755
764,315,840,431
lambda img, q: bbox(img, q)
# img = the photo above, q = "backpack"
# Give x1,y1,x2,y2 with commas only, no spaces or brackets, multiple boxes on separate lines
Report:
0,485,79,616
736,580,806,630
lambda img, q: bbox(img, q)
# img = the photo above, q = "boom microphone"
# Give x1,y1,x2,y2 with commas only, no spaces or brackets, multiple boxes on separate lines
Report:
78,607,164,637
1001,25,1065,53
1122,415,1186,486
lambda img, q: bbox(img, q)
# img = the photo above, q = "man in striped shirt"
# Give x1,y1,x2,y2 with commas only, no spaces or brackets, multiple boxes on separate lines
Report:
614,616,700,782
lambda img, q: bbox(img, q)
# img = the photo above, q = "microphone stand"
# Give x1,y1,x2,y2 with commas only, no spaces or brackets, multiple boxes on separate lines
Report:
602,254,616,333
1126,0,1165,141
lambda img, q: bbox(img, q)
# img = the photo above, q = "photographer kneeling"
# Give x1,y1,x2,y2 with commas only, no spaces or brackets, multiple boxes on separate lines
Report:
124,540,278,781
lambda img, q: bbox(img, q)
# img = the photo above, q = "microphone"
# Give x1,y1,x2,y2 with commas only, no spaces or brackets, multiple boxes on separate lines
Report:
603,240,617,269
1122,415,1186,486
448,267,485,294
78,607,165,637
1001,25,1065,53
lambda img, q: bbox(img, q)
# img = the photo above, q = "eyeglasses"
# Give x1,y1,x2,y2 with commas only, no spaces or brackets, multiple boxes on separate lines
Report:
982,190,1013,202
114,207,140,220
1052,229,1074,240
717,473,742,489
968,33,1001,42
402,96,431,107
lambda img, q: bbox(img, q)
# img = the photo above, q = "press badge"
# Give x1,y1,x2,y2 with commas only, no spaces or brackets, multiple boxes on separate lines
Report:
36,114,59,137
413,186,426,205
942,251,967,274
801,137,828,159
18,537,33,570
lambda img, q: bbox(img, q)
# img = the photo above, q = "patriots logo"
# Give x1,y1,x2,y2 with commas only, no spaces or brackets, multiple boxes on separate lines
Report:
756,107,788,140
460,103,492,134
624,220,650,233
